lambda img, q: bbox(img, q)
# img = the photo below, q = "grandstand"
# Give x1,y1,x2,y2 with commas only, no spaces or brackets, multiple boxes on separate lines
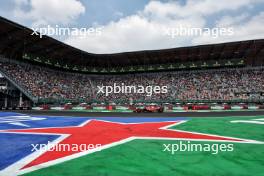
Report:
0,16,264,109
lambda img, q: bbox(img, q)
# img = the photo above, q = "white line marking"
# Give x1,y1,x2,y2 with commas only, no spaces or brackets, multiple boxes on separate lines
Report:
231,120,264,125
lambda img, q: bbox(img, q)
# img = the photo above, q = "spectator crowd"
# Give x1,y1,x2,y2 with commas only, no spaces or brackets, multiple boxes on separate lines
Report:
1,61,264,103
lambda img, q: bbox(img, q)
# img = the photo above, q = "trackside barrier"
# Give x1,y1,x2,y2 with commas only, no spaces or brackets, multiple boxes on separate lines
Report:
30,104,264,111
231,105,248,110
64,104,73,110
41,104,50,110
192,105,211,110
93,106,107,110
107,105,116,111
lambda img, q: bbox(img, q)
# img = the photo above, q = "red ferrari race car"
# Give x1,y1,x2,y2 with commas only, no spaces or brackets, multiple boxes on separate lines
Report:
133,104,164,113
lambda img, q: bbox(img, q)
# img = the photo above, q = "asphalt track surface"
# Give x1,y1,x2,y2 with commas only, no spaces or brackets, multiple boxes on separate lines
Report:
4,110,264,117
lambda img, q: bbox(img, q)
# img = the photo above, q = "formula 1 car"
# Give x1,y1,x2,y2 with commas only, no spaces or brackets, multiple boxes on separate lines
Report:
133,104,164,113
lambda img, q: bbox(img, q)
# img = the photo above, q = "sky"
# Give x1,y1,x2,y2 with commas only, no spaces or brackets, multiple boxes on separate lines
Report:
0,0,263,54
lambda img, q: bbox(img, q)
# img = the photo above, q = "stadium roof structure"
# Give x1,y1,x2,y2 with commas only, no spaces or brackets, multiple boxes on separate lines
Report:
0,16,264,69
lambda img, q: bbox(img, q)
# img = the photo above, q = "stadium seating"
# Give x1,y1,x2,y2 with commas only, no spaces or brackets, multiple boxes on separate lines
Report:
0,61,264,103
